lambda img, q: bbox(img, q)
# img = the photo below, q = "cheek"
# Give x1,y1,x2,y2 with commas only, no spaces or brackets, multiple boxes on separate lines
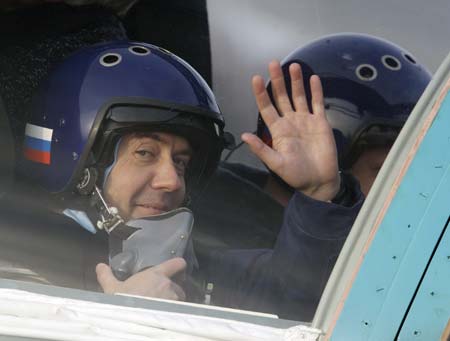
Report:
104,162,143,208
174,178,187,205
372,167,382,180
104,173,126,207
353,166,379,196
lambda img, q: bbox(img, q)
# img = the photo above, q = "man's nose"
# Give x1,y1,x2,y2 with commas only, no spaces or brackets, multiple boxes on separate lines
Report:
150,158,183,191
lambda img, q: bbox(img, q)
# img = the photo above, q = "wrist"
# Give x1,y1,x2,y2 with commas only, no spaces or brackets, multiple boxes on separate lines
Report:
331,172,359,207
297,174,341,202
331,171,346,204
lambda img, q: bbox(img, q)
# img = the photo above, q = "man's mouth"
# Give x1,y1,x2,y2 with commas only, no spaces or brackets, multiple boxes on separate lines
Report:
134,203,168,216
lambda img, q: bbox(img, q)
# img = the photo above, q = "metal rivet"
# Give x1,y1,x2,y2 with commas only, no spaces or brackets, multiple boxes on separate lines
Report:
381,55,402,71
403,53,417,64
129,46,151,56
180,235,185,239
170,250,175,255
99,53,122,67
72,152,79,161
158,47,172,55
356,64,377,81
59,118,66,127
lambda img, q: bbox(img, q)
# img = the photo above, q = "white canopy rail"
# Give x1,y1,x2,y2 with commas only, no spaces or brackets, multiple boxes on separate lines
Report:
0,289,321,341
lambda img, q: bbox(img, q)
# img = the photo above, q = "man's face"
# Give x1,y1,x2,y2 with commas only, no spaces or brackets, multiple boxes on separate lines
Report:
104,132,192,221
350,145,391,197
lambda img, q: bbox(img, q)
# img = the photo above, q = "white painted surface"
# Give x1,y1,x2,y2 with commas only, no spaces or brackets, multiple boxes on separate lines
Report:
0,289,321,341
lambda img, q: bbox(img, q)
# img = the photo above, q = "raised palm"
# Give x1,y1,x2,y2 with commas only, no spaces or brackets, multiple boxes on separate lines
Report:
242,61,340,202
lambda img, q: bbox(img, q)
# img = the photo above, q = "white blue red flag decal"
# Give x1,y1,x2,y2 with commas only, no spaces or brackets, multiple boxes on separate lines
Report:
23,123,53,165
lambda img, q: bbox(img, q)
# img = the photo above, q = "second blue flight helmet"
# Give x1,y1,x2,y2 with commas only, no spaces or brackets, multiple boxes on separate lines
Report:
19,41,228,205
257,33,432,168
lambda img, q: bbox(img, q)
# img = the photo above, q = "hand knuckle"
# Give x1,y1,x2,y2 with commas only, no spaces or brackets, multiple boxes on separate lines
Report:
161,278,172,289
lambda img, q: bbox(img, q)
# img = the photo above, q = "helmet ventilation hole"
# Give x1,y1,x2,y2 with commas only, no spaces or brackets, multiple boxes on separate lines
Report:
100,53,122,67
158,47,173,55
129,45,151,55
356,64,377,81
382,55,402,70
403,53,417,64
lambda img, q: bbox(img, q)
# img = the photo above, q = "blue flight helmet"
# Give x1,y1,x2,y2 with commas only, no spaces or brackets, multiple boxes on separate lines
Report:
19,41,227,209
257,33,432,168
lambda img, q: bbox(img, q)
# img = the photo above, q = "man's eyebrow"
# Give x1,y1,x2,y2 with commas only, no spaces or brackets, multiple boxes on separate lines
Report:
173,142,193,158
137,132,193,156
174,148,193,158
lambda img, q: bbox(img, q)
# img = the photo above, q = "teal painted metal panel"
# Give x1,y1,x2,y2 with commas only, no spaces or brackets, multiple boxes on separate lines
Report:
331,92,450,340
397,219,450,340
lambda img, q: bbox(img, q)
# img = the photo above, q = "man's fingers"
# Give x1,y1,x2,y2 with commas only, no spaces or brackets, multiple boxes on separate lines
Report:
169,282,186,301
96,263,118,294
252,75,279,127
289,63,309,113
310,75,325,116
97,260,187,302
153,257,187,278
268,60,292,114
242,133,282,171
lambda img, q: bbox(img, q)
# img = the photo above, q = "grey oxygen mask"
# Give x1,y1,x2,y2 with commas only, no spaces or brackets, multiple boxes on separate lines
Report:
108,207,194,281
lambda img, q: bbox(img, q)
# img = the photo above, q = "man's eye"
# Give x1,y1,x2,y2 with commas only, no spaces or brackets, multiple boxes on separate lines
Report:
135,150,155,159
174,158,189,173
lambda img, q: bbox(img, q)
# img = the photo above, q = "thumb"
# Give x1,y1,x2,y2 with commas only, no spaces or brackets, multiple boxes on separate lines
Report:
241,132,282,171
152,257,187,278
96,263,119,294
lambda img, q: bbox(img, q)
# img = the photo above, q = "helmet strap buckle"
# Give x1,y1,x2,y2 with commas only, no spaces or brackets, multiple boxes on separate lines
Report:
91,185,139,240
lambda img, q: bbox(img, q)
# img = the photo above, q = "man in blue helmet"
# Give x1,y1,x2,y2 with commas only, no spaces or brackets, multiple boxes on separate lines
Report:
258,33,431,199
14,40,226,296
13,39,363,321
190,34,432,319
193,33,432,248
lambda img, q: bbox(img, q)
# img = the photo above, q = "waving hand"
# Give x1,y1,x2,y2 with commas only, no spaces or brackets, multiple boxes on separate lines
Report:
242,61,340,202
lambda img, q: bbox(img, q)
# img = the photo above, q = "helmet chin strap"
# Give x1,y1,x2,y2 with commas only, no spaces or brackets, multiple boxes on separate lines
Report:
76,138,137,239
75,167,139,239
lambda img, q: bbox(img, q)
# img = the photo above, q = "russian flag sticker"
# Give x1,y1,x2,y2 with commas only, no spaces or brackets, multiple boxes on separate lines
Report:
23,123,53,165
